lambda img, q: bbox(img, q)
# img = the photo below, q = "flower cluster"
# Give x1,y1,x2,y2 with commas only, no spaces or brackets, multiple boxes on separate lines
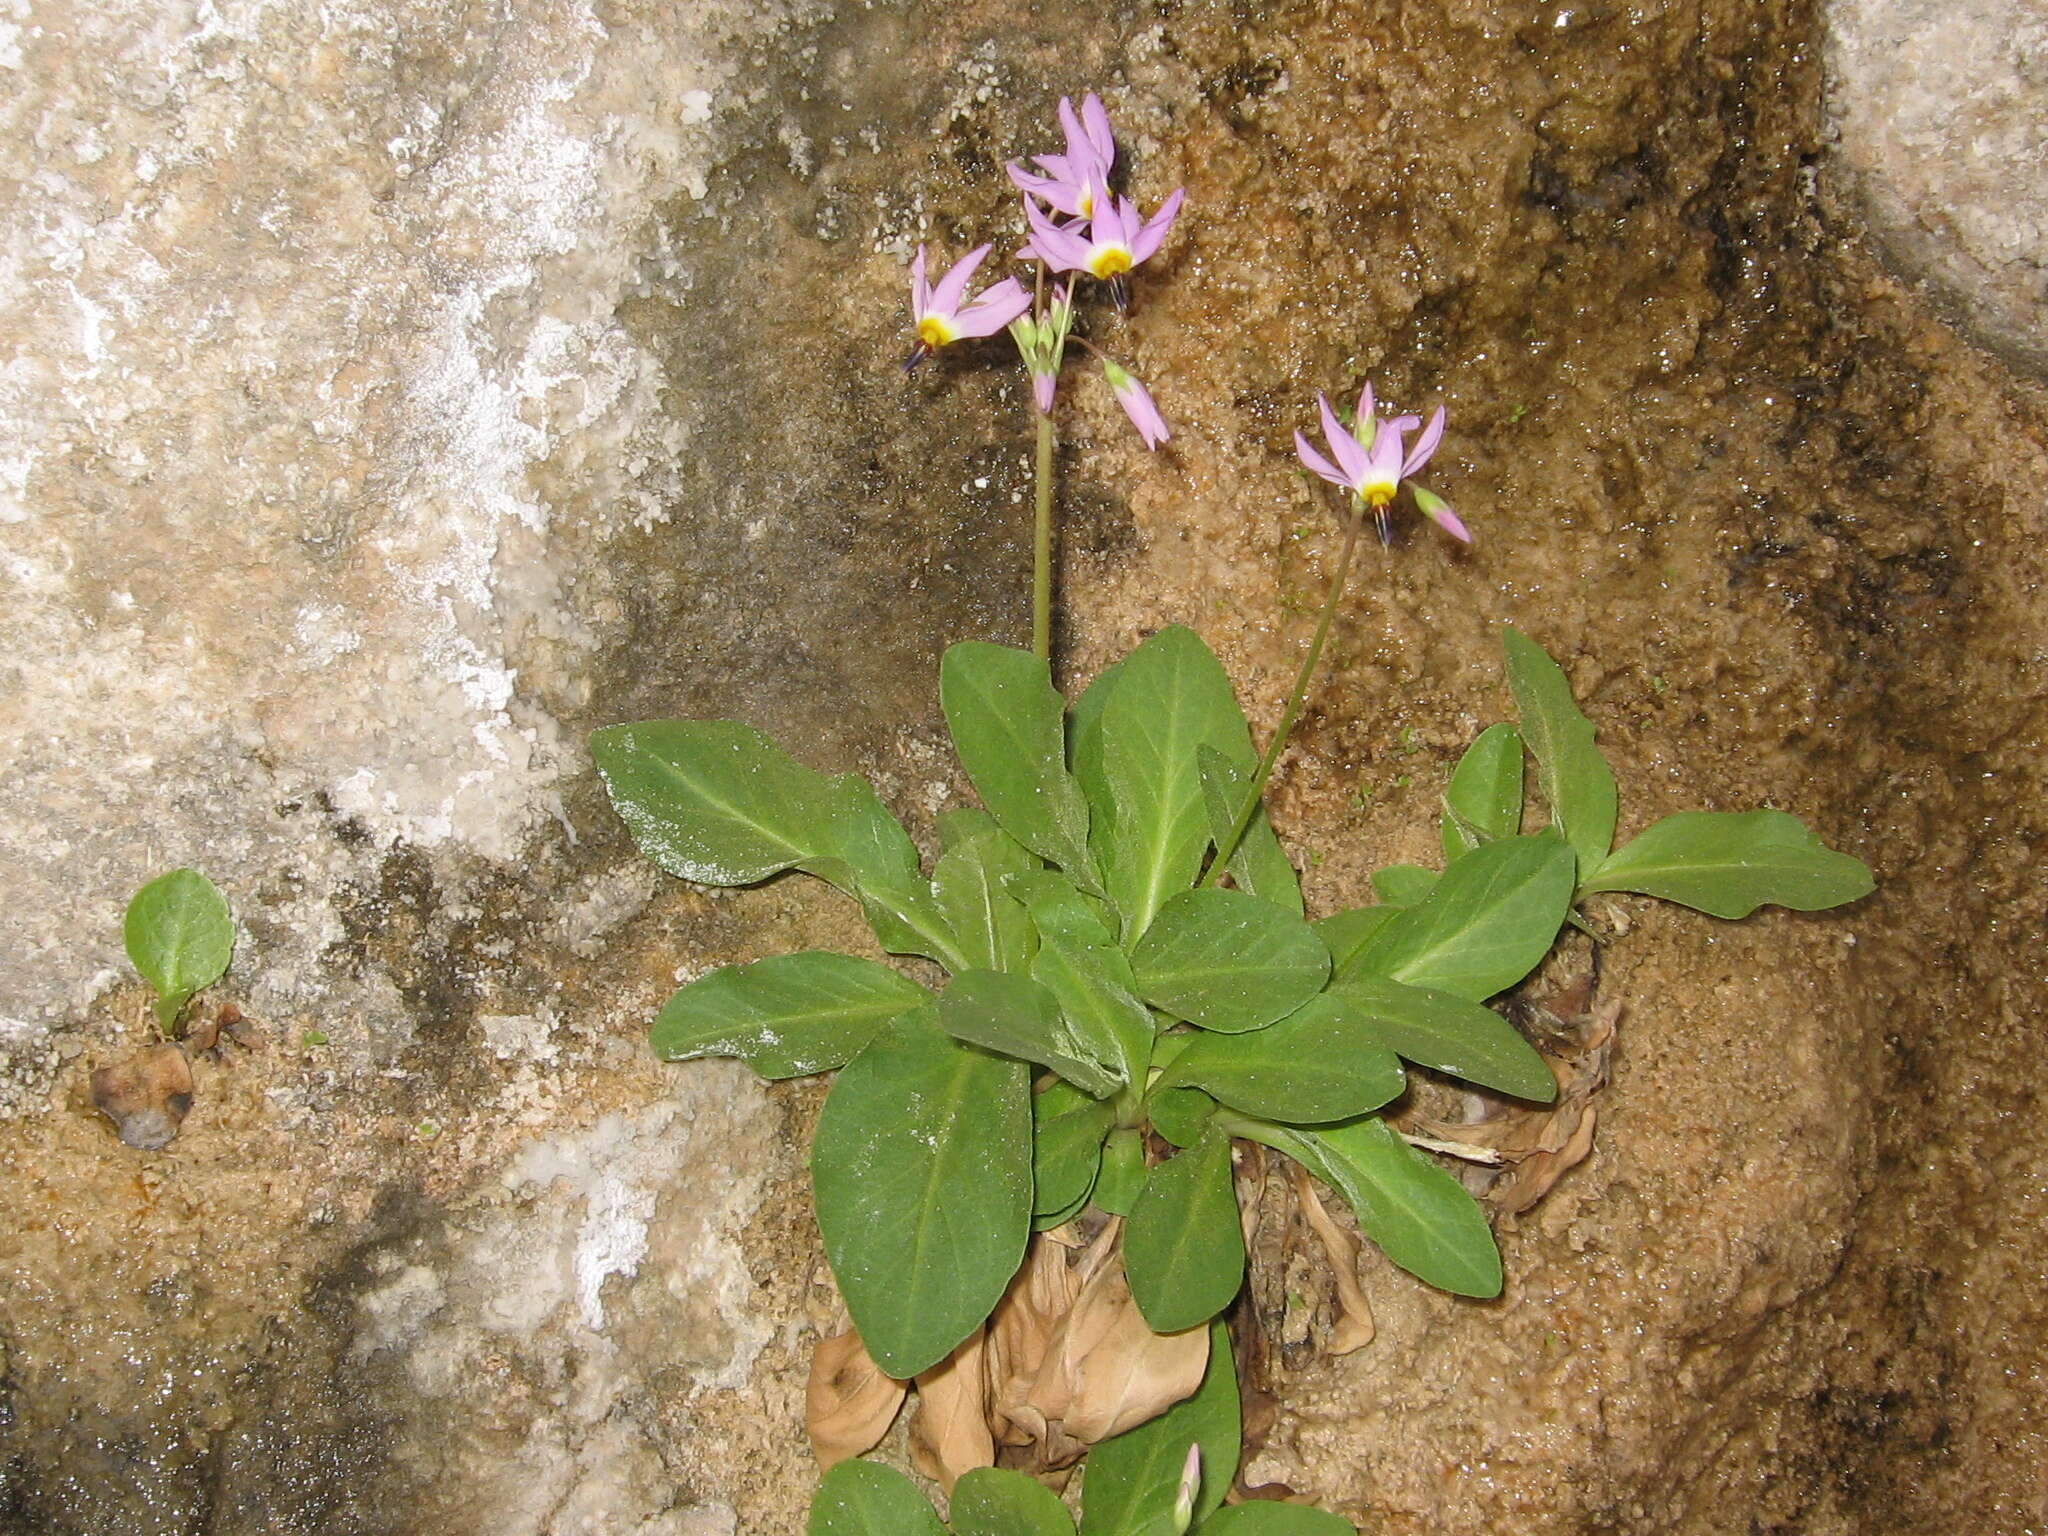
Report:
905,93,1180,449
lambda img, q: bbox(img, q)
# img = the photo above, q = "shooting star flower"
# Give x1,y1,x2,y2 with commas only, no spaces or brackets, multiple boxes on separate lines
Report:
1022,190,1185,307
1007,92,1117,221
905,244,1033,369
1102,357,1170,449
1294,384,1468,542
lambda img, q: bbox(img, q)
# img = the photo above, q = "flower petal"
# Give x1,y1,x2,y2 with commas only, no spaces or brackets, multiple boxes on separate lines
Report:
1294,429,1348,488
951,277,1033,337
1412,485,1469,542
1129,189,1184,265
1080,93,1115,165
1401,406,1445,478
928,244,991,318
1317,393,1369,487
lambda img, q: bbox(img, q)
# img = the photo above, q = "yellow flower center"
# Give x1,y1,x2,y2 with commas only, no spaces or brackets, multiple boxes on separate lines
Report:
916,315,958,348
1087,246,1133,279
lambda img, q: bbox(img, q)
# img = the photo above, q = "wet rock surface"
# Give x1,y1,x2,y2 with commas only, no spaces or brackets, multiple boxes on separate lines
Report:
2,0,2045,1532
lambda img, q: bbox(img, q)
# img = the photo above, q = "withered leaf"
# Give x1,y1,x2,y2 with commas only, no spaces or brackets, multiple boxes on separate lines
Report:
909,1325,994,1492
90,1044,194,1150
807,1326,907,1468
1288,1164,1374,1354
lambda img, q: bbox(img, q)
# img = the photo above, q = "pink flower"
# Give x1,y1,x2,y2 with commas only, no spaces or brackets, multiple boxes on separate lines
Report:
1008,284,1074,416
1023,191,1184,283
1102,358,1169,449
906,244,1033,367
1007,93,1116,221
1293,384,1467,542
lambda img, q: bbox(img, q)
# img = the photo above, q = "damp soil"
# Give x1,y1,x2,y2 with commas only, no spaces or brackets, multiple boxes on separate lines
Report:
4,0,2046,1531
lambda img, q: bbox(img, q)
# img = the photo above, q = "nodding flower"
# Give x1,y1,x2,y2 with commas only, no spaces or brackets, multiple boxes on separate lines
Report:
1293,384,1469,543
904,244,1034,370
1022,189,1184,309
1007,92,1117,221
1102,358,1170,450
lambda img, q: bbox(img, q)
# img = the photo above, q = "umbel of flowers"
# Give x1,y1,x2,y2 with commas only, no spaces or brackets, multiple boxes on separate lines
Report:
591,91,1873,1536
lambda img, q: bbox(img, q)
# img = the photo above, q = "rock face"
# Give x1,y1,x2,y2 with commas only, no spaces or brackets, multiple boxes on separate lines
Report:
2,0,2046,1532
1824,0,2048,373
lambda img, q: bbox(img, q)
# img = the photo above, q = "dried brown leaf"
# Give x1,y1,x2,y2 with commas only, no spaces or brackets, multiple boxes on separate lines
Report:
910,1326,994,1493
806,1326,906,1468
987,1232,1085,1449
89,1044,194,1150
1288,1165,1374,1354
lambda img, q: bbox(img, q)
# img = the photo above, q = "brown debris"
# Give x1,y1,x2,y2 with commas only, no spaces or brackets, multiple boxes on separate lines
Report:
89,1044,194,1150
184,1001,257,1056
909,1326,994,1492
1287,1164,1375,1353
806,1325,906,1468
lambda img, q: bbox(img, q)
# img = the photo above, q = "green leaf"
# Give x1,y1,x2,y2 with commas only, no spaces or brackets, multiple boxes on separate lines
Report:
943,642,1101,887
1083,627,1259,942
938,971,1122,1098
1146,1083,1219,1149
1030,930,1154,1094
1131,889,1330,1033
812,1007,1032,1377
1500,627,1617,881
951,1466,1079,1536
1275,1117,1501,1297
1315,907,1398,978
1197,1506,1354,1535
1581,809,1875,918
1369,865,1437,908
593,721,963,968
651,951,930,1078
1342,834,1574,1000
1123,1128,1245,1333
1441,723,1525,861
1094,1127,1148,1216
124,869,234,1033
940,806,1007,853
1034,1090,1114,1218
1159,992,1407,1123
1081,1318,1239,1535
807,1460,946,1536
1197,746,1303,917
934,823,1041,973
1329,976,1555,1101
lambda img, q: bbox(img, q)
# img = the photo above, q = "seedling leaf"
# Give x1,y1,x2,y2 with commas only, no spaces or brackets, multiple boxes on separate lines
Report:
124,869,234,1033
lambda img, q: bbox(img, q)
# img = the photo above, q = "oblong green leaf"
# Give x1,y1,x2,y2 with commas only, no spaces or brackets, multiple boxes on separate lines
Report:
651,951,929,1078
1197,745,1303,917
1344,834,1574,1001
1081,1318,1239,1535
1197,1505,1354,1535
1441,722,1525,861
1094,1127,1148,1216
1131,889,1330,1033
943,642,1100,886
939,970,1121,1098
1581,809,1875,917
1278,1117,1501,1297
1085,627,1258,942
807,1460,946,1536
811,1007,1032,1377
1369,864,1436,908
1034,1089,1114,1217
1160,992,1407,1123
951,1466,1079,1536
1316,906,1398,978
934,823,1041,973
1501,627,1617,880
124,869,234,1031
1123,1128,1245,1333
1329,977,1555,1102
1146,1083,1219,1149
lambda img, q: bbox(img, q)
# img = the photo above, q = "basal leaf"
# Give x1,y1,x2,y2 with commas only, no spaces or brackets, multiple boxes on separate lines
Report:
1278,1116,1501,1298
1196,745,1303,917
1033,1090,1114,1218
943,642,1101,888
938,970,1121,1098
951,1466,1079,1536
940,806,1006,852
1159,991,1407,1123
934,822,1041,973
1316,906,1399,979
124,869,234,1032
1088,627,1258,942
1343,834,1574,1001
1080,1318,1240,1536
1581,809,1875,918
1030,929,1154,1093
814,776,964,968
1500,627,1617,881
1123,1128,1245,1333
1197,1505,1354,1535
812,1007,1032,1377
1131,889,1330,1033
1441,722,1525,861
1369,864,1437,908
807,1459,946,1536
651,950,930,1078
1146,1083,1218,1149
1329,976,1555,1102
1093,1128,1148,1216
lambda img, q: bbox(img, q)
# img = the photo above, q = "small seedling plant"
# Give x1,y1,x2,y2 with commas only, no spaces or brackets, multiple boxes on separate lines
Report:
592,94,1872,1535
125,867,235,1038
